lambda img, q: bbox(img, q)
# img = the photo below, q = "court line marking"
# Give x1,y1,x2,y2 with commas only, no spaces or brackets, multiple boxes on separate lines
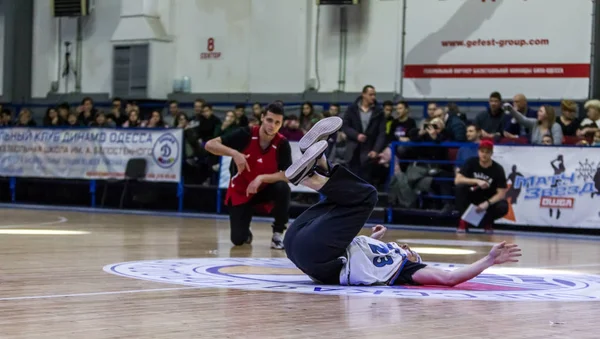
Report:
0,216,68,229
2,203,600,242
536,263,600,270
0,286,202,302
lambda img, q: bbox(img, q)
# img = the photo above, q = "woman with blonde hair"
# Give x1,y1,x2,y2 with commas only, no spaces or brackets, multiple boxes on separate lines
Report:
505,104,563,145
577,99,600,138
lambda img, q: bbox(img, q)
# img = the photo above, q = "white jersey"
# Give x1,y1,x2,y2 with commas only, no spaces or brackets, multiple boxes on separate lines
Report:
340,236,415,286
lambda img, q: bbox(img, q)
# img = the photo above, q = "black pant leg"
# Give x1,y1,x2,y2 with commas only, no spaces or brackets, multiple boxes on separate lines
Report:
228,203,254,246
455,184,472,214
481,200,509,226
252,181,291,233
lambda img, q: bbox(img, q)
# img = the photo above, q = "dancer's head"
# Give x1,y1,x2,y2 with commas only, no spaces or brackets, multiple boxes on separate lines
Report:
260,102,284,137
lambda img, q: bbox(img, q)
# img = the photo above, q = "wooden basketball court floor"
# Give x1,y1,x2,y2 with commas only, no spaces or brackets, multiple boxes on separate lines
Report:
1,207,600,338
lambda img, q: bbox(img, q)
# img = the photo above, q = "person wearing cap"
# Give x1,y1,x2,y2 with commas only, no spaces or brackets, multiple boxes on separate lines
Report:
454,140,508,233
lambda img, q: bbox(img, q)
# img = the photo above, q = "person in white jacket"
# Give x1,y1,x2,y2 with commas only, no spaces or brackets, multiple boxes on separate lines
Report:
283,117,522,286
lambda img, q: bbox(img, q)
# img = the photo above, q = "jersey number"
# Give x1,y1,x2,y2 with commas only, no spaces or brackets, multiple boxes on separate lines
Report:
369,243,395,267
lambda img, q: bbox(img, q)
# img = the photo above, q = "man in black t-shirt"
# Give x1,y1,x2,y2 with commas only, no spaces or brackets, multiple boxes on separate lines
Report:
455,140,508,234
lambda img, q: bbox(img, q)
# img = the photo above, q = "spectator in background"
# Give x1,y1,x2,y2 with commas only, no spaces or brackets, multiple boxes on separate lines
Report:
234,104,249,127
328,103,341,117
218,111,239,137
299,101,322,133
504,94,537,138
107,97,126,126
57,103,70,123
196,104,222,142
175,112,189,129
142,110,167,128
342,85,387,183
122,110,141,128
577,99,600,138
379,101,417,171
15,109,36,127
1,109,13,126
280,114,304,141
78,97,96,126
66,113,82,127
252,102,263,120
505,103,563,145
593,130,600,146
248,116,259,128
43,107,62,126
474,92,505,139
90,111,110,127
166,100,179,126
382,100,395,134
455,140,508,234
541,134,554,145
557,100,580,137
446,102,468,124
456,124,482,169
440,106,466,141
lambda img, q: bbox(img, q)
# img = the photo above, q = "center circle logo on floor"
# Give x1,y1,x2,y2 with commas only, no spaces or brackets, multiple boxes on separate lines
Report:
104,258,600,301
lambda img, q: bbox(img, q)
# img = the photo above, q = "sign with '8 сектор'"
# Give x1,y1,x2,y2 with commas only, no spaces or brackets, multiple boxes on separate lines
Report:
0,128,183,183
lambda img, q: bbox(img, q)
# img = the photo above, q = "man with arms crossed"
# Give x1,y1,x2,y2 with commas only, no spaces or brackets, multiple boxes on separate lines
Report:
283,117,521,286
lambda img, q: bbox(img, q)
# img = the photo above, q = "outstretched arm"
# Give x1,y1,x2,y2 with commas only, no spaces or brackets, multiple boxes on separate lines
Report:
411,242,521,287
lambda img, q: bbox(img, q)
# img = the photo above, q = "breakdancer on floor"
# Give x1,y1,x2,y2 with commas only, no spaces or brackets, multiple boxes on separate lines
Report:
283,117,522,286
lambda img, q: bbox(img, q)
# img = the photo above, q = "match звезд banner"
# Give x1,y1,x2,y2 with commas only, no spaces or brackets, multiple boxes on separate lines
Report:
493,146,600,229
0,128,183,183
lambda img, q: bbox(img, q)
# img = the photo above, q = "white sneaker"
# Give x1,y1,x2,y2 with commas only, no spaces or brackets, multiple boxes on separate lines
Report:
285,140,328,185
298,117,343,153
271,232,284,250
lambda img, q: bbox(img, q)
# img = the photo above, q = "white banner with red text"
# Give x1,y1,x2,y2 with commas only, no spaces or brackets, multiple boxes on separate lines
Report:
492,145,600,229
402,0,593,99
218,141,315,193
0,128,183,183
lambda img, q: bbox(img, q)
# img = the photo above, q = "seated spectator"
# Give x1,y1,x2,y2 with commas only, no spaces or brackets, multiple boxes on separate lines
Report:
446,102,468,124
503,94,537,138
89,111,110,127
505,103,563,145
557,100,581,137
0,108,13,126
43,107,63,127
455,140,508,234
251,102,263,120
248,116,259,128
175,112,189,129
299,101,322,134
166,100,179,126
78,97,96,126
594,130,600,146
474,91,505,139
122,110,142,128
379,101,417,170
15,109,36,127
541,134,554,145
234,104,249,127
142,110,167,128
195,104,222,142
188,99,206,126
327,103,341,117
107,97,126,126
440,106,466,141
456,124,482,168
66,113,83,127
57,103,70,123
577,99,600,138
279,114,304,141
218,111,239,137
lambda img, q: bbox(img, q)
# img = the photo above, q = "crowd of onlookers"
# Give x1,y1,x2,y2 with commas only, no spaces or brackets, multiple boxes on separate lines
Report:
1,90,599,211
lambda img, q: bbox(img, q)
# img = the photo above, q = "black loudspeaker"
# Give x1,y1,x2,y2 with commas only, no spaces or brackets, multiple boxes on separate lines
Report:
52,0,91,17
317,0,360,5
